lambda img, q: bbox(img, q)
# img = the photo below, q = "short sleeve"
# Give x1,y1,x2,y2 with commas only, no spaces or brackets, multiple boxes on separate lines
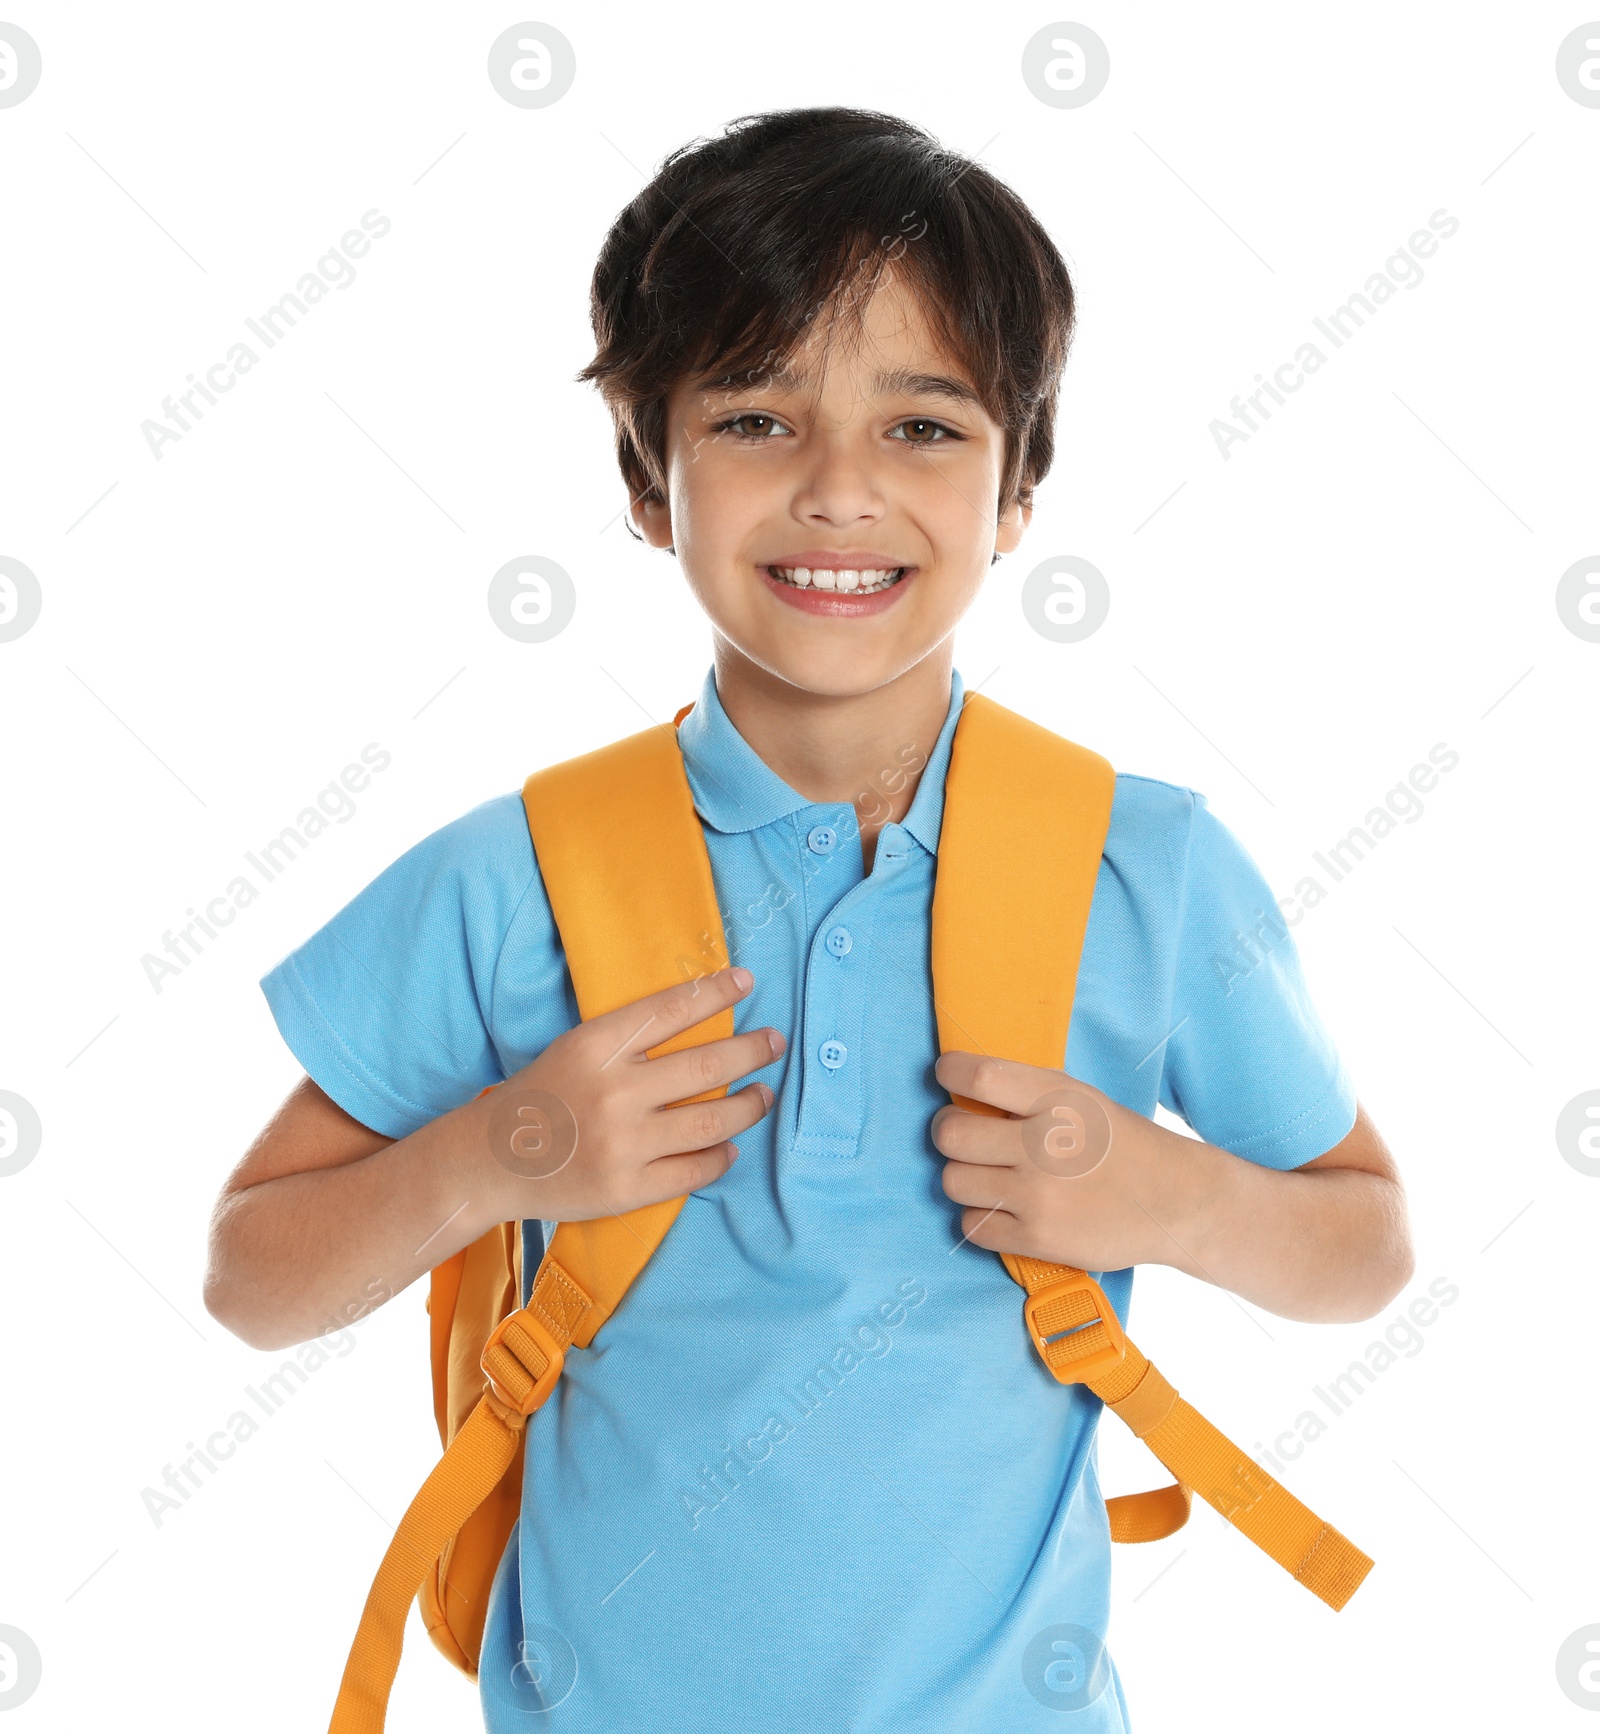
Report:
1158,792,1357,1169
259,793,550,1140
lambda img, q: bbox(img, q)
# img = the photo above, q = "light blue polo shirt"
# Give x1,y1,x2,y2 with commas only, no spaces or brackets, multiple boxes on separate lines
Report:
261,666,1356,1732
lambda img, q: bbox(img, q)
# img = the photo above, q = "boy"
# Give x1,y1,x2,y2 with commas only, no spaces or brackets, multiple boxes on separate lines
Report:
205,108,1413,1730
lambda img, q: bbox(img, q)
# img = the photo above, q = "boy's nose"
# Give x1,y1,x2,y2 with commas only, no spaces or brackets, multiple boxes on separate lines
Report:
790,444,889,527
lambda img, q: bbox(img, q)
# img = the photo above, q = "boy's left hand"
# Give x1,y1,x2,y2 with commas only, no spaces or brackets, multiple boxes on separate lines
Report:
930,1052,1177,1273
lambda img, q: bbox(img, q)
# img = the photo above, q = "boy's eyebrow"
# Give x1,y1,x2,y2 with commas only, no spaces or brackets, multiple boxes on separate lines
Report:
867,366,986,410
709,362,986,411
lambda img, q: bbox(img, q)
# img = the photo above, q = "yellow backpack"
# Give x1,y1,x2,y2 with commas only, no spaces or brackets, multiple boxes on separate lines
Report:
325,693,1373,1732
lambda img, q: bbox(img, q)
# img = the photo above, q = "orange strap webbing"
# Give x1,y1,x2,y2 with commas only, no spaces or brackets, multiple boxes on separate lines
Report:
934,697,1371,1600
327,1259,595,1731
1008,1256,1370,1607
327,691,1372,1731
328,718,735,1732
526,714,735,1345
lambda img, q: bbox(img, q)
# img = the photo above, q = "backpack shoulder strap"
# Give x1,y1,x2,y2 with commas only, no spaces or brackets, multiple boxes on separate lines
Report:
938,694,1372,1608
524,717,733,1341
328,715,730,1731
933,691,1115,1079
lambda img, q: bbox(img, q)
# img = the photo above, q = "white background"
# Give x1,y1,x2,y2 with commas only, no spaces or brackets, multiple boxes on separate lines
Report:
2,2,1597,1728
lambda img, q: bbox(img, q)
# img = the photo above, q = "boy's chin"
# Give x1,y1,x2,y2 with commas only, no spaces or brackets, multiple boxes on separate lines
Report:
734,636,943,702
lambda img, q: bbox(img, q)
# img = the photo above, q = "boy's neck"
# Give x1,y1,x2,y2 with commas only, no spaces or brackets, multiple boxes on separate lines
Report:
710,640,955,871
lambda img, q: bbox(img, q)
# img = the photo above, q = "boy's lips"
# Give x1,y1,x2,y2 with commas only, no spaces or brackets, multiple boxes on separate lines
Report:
757,556,914,616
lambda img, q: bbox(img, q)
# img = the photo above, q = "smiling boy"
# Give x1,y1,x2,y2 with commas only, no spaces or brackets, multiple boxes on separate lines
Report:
206,109,1413,1730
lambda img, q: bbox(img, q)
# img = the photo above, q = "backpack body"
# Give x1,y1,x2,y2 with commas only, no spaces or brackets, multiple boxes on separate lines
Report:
420,1221,523,1669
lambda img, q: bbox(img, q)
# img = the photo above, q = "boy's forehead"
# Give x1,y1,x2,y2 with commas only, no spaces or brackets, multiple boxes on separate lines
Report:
680,270,984,410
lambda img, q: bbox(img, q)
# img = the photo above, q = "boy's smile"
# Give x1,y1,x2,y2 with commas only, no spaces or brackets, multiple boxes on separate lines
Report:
632,269,1030,703
759,552,910,613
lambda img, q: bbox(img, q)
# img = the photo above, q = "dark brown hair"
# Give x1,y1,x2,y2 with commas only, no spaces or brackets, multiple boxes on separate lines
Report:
578,107,1077,525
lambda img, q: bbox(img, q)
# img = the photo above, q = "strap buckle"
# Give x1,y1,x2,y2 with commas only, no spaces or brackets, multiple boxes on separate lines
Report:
1023,1274,1128,1385
480,1308,565,1416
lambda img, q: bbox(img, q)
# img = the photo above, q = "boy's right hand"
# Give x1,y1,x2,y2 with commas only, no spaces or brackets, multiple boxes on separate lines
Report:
474,966,781,1222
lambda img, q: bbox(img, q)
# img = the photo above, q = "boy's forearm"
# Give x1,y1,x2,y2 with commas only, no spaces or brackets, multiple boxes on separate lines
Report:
1143,1126,1413,1324
205,1093,507,1350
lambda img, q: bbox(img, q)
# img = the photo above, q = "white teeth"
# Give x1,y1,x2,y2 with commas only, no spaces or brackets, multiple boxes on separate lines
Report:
768,565,905,595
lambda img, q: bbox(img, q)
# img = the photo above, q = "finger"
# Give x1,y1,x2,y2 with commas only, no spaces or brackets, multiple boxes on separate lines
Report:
934,1051,1086,1116
592,967,755,1063
957,1203,1021,1251
646,1079,774,1160
929,1104,1019,1167
636,1139,741,1203
644,1026,784,1107
941,1159,1016,1210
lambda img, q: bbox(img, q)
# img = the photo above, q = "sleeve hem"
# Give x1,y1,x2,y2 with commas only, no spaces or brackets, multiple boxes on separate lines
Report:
1220,1069,1359,1171
260,957,441,1141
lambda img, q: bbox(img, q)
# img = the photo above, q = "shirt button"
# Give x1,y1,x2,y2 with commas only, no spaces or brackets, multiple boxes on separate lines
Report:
818,1039,848,1070
806,824,838,855
824,925,853,958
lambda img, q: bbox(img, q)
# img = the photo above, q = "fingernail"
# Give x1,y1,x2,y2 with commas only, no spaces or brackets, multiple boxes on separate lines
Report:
766,1027,785,1056
728,1143,741,1161
730,966,753,991
757,1083,775,1107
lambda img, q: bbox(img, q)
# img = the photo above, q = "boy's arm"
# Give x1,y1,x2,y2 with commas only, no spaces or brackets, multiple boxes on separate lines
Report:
1154,1101,1413,1322
206,969,779,1349
204,1074,515,1351
931,1054,1414,1325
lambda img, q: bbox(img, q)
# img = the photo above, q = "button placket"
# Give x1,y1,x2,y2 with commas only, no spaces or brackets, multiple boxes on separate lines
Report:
791,821,902,1161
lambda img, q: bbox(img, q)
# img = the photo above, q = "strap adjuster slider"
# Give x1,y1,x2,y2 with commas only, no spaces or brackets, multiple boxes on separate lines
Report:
480,1308,565,1416
1023,1274,1128,1385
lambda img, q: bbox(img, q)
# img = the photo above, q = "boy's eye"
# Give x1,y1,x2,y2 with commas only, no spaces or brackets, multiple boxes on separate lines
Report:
890,418,959,444
712,412,963,444
716,412,792,440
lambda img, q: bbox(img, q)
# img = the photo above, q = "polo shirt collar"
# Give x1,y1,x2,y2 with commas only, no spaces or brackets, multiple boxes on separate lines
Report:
676,665,967,855
897,668,965,857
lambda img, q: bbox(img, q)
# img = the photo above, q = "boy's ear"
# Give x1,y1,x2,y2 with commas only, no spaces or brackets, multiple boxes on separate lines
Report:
631,490,675,552
994,497,1032,558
